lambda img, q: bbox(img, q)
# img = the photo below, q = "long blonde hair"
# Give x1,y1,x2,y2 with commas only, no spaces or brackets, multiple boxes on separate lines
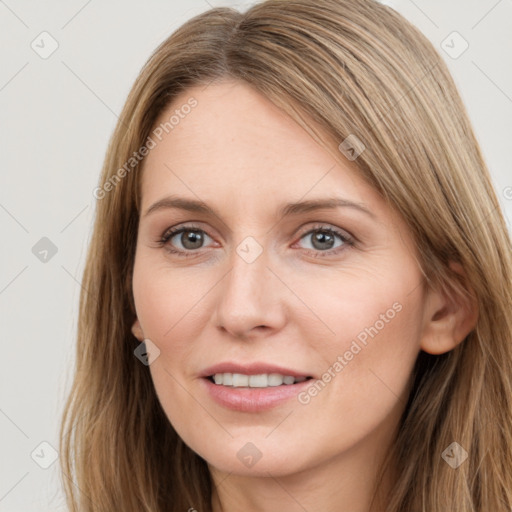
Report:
59,0,512,510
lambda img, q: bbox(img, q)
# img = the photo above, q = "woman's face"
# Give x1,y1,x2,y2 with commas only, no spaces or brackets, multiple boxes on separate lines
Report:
131,79,430,479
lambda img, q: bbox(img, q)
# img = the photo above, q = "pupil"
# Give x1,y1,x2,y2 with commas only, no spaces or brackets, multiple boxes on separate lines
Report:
182,231,203,249
312,231,334,250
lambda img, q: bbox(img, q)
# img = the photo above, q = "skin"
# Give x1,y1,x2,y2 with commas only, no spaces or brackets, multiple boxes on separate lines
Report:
131,79,477,512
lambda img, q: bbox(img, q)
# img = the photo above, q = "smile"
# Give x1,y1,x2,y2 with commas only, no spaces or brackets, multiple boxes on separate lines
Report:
209,372,312,387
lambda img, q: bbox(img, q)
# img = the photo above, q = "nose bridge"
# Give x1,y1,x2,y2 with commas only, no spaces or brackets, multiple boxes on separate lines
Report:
215,239,284,337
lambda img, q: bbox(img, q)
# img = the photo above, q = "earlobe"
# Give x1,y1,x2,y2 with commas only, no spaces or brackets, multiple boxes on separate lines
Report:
420,262,479,355
131,318,145,341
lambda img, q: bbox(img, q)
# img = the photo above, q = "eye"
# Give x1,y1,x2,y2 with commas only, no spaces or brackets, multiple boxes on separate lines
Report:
156,223,354,258
158,224,214,257
295,224,353,257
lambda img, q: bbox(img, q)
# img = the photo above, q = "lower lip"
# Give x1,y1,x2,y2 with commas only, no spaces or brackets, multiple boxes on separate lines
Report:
201,377,314,412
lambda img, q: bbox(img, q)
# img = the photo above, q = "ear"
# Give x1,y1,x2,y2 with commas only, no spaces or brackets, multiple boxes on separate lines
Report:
131,318,145,342
420,262,479,355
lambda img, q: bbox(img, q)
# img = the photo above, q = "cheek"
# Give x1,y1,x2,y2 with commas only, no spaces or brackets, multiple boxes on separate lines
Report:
288,258,422,353
312,284,423,422
132,259,205,340
289,294,423,458
131,249,425,474
133,248,424,380
132,263,205,423
295,261,424,411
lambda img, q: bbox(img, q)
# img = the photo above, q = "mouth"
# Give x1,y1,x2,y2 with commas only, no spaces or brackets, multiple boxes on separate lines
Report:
206,373,314,388
201,366,316,412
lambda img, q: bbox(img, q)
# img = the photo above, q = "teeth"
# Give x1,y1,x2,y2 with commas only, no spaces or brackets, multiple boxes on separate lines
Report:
249,374,267,387
232,373,249,387
268,373,284,386
210,373,309,387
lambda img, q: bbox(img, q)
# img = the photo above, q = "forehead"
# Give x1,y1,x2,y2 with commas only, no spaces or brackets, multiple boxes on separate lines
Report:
140,80,383,217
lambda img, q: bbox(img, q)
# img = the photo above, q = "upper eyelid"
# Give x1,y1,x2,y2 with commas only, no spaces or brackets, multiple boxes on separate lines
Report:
161,223,214,241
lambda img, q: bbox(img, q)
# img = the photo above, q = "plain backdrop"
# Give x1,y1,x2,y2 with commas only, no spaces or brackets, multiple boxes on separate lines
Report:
0,0,511,510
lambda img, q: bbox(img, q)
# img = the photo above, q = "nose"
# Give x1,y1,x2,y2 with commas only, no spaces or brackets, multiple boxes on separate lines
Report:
213,243,287,340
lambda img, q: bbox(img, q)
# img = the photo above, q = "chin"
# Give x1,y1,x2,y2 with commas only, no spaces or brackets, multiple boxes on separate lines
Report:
195,438,312,478
206,455,301,478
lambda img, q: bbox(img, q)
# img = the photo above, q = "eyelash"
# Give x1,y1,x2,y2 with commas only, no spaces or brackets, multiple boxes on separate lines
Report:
156,223,355,259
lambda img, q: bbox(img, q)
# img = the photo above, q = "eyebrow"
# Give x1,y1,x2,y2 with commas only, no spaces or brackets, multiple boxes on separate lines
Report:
143,196,376,220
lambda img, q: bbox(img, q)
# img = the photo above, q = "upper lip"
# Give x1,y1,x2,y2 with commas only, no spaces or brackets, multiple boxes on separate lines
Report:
200,362,312,379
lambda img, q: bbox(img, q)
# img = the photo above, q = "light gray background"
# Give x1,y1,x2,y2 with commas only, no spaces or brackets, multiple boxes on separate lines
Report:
0,0,511,510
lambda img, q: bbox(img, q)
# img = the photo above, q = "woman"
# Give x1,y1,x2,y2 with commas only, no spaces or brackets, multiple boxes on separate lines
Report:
60,0,512,510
